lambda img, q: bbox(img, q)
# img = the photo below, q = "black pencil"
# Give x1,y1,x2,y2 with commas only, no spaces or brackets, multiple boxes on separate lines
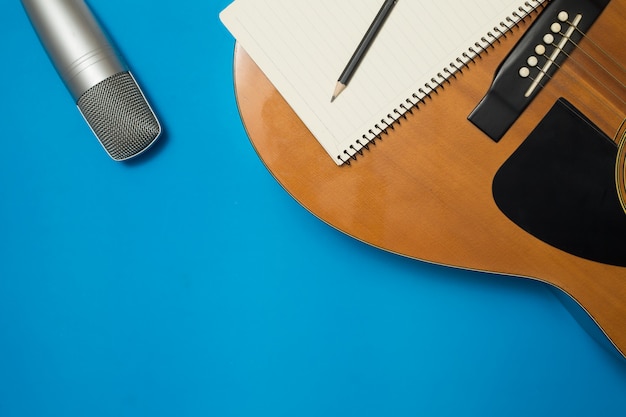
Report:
331,0,398,103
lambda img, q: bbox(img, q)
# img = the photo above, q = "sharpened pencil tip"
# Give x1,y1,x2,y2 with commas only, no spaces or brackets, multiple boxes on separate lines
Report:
331,82,346,104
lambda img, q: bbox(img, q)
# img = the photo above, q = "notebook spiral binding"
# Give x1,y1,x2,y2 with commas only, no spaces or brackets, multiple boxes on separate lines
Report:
337,0,548,166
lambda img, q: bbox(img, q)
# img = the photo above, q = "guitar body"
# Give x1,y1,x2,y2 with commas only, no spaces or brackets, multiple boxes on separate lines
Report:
233,0,626,356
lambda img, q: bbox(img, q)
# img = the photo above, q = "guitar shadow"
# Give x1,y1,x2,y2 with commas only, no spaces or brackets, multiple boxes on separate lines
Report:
340,228,626,369
549,287,626,366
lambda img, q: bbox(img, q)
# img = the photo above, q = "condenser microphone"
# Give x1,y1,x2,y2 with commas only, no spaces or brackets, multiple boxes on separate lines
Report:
21,0,161,161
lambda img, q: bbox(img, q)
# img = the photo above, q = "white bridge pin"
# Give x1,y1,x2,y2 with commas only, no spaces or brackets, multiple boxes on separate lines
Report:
543,33,555,44
535,44,546,55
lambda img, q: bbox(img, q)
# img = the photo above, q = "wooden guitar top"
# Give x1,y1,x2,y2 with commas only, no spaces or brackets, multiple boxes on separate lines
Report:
232,1,626,356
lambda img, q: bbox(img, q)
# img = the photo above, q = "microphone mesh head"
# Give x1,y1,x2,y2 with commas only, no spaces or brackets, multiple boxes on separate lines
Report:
77,72,161,161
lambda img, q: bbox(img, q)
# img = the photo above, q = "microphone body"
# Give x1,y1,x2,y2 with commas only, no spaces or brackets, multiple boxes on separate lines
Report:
21,0,161,161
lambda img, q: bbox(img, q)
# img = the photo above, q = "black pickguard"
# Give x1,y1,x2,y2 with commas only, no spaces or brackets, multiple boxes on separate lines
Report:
492,99,626,266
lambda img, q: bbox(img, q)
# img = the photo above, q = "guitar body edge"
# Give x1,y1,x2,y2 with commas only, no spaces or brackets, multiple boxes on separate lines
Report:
232,1,626,357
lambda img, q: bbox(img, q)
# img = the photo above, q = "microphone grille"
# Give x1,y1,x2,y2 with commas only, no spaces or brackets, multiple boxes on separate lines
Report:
77,72,161,161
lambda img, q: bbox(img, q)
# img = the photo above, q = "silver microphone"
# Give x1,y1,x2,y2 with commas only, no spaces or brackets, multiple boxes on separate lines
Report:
21,0,162,161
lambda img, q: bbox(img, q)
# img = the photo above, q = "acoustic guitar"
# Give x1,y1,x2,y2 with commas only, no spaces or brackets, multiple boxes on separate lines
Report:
232,0,626,357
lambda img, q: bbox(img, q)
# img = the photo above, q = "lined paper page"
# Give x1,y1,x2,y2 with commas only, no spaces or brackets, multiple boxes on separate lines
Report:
221,0,544,165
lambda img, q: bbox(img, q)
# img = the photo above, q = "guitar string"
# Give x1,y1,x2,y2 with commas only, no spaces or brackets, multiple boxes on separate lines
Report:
531,41,626,203
499,8,626,108
567,23,626,209
565,39,626,92
549,40,626,108
527,21,626,138
569,24,626,77
532,57,625,134
527,53,625,143
527,74,626,153
556,24,626,104
546,12,626,87
545,16,626,97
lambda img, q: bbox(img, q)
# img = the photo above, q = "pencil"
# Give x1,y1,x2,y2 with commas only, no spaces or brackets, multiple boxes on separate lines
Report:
331,0,398,103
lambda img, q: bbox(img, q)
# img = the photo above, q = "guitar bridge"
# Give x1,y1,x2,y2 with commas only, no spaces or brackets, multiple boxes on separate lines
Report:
468,0,610,141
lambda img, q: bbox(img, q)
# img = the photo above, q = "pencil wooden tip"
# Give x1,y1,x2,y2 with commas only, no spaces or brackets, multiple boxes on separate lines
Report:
331,82,346,103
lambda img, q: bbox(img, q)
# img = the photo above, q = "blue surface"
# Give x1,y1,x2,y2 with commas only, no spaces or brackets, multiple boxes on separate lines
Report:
1,1,625,416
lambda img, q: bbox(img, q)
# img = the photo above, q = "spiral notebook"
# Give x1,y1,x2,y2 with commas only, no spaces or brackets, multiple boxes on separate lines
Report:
220,0,546,165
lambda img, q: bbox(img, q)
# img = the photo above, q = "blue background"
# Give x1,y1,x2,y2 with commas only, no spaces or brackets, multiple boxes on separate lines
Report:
1,1,625,416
